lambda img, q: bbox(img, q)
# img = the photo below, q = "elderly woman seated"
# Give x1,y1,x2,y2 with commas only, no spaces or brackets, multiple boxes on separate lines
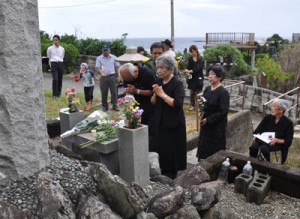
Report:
249,99,294,164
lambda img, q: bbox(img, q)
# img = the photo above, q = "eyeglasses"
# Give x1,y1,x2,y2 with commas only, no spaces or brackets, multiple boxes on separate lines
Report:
102,49,108,52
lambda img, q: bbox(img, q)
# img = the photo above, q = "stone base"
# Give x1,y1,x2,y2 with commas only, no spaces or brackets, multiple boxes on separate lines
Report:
70,133,119,175
60,109,85,134
118,125,150,184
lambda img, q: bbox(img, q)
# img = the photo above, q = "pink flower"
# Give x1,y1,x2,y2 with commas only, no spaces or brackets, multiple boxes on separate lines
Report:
71,87,76,92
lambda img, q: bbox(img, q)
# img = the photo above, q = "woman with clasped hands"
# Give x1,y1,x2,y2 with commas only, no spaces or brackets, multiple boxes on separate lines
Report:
150,55,187,179
197,65,230,160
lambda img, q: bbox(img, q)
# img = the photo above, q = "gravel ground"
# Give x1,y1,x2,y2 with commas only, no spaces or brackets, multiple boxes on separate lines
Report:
212,183,300,219
0,147,299,218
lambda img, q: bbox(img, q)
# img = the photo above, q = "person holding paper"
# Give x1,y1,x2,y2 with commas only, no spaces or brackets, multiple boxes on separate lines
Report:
249,99,294,164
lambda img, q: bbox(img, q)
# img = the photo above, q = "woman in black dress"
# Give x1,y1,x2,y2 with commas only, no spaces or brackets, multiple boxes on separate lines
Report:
183,45,204,111
151,55,187,179
197,65,230,160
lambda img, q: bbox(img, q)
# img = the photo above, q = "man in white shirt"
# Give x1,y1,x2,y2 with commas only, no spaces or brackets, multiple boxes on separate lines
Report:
47,35,65,98
161,39,176,59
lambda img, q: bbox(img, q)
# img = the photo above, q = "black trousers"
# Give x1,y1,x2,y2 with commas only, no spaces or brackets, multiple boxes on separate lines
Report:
51,62,64,97
84,86,94,103
249,140,281,162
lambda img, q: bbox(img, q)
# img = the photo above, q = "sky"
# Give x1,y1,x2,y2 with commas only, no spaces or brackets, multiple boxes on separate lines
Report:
38,0,299,40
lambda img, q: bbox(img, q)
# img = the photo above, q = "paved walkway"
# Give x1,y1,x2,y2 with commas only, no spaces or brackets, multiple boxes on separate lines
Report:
42,72,101,97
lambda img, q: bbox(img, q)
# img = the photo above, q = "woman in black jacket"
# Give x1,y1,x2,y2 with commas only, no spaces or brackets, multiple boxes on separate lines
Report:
183,45,204,111
151,55,187,179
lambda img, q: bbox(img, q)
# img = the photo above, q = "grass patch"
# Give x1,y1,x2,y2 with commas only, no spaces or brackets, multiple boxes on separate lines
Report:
282,138,300,168
44,89,101,120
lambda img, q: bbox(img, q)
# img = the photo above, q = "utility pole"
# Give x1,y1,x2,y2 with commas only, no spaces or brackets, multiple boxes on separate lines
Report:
171,0,175,51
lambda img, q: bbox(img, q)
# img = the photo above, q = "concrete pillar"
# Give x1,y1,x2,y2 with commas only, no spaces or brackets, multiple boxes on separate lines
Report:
118,125,150,184
250,49,256,70
0,0,50,184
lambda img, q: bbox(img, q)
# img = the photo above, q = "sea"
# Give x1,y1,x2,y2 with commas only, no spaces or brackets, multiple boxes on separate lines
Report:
124,37,206,54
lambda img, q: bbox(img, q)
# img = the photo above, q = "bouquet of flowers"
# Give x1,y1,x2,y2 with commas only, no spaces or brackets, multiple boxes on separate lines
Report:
198,96,207,119
176,55,187,71
65,87,80,113
118,95,144,129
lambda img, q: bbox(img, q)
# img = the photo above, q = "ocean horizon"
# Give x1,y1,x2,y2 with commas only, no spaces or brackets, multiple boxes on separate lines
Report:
124,37,206,53
123,36,274,54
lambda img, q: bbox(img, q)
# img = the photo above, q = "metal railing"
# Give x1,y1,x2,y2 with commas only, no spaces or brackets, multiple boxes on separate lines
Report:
195,79,246,131
205,32,255,46
262,87,300,119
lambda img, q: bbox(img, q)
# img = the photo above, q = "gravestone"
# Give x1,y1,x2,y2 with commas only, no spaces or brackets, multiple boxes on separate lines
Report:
0,0,49,184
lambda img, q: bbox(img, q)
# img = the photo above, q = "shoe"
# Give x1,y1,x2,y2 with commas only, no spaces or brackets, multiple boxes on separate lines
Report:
52,96,58,99
112,106,119,111
102,107,108,112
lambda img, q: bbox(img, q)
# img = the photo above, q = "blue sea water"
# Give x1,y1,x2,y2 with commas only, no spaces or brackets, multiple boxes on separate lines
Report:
124,37,206,54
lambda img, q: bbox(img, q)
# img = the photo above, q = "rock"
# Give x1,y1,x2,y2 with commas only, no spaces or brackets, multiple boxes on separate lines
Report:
147,186,185,218
0,202,33,219
36,172,75,219
149,152,161,177
191,180,222,211
136,211,158,219
56,140,82,160
89,163,147,219
75,189,121,219
175,164,210,189
165,205,201,219
150,175,174,187
0,0,49,185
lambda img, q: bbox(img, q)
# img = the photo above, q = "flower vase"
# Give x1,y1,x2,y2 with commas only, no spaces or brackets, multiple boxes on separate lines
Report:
68,102,78,113
118,124,150,184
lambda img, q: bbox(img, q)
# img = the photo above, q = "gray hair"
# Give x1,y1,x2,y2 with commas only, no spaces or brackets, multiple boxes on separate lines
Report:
120,63,135,76
275,99,289,112
155,55,176,72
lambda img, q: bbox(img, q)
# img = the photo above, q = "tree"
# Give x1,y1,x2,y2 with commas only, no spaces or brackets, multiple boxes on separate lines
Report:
256,54,293,92
279,43,300,91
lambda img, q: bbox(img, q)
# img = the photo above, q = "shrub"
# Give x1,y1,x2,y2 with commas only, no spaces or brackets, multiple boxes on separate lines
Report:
61,43,79,73
256,54,293,91
203,44,250,78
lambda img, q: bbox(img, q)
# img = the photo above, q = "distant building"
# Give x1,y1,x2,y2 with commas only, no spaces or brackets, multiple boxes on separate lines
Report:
292,33,300,43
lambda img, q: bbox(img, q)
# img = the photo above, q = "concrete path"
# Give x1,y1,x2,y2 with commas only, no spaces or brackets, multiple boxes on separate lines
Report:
42,72,101,97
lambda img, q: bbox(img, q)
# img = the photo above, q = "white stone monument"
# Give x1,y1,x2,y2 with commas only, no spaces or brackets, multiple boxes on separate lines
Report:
0,0,50,184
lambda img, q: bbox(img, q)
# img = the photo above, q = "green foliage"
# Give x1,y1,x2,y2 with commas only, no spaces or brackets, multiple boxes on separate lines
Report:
40,31,127,72
41,42,52,56
61,34,80,48
61,43,79,73
256,54,293,90
203,44,250,77
40,31,52,44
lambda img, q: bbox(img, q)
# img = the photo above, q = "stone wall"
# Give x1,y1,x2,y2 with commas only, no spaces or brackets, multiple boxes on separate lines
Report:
226,110,253,154
0,0,49,184
219,81,297,118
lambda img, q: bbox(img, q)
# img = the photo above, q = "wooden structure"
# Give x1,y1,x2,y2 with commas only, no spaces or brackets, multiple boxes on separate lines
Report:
204,32,257,69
